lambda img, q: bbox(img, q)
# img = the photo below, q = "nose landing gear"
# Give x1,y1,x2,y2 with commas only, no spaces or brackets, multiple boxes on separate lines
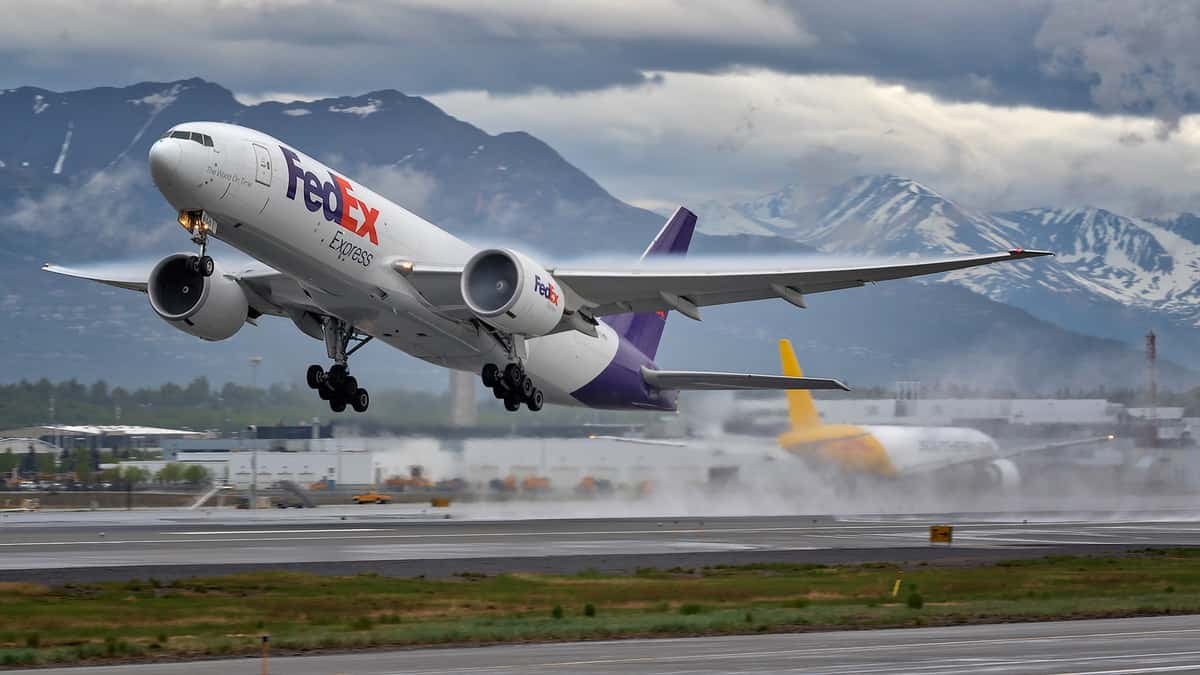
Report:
306,318,373,413
179,210,216,278
481,363,543,412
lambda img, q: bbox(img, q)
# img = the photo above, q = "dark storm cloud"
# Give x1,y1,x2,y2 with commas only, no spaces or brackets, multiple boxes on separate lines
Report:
2,1,1198,126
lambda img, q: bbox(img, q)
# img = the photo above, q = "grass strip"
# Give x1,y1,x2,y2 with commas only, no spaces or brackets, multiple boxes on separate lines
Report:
1,548,1198,667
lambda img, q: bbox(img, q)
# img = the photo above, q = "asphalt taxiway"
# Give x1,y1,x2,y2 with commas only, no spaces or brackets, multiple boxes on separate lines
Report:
3,505,1200,583
19,614,1200,674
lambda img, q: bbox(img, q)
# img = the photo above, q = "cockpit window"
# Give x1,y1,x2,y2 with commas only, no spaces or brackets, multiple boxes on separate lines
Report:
166,130,213,147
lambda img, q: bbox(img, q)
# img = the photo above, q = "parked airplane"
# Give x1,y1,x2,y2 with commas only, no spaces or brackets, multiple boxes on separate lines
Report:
775,340,1110,490
44,122,1049,413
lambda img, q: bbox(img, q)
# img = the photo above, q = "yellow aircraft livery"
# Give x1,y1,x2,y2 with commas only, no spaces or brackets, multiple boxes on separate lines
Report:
775,340,1014,485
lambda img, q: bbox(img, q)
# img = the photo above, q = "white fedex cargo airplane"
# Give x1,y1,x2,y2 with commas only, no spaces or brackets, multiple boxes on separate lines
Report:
44,123,1050,414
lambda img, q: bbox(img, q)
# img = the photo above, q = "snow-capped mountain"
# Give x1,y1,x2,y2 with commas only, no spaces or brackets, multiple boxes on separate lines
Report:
701,175,1200,363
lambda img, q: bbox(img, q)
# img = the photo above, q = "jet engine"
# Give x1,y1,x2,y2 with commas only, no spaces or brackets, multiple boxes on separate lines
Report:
977,458,1021,492
147,253,249,341
461,248,565,336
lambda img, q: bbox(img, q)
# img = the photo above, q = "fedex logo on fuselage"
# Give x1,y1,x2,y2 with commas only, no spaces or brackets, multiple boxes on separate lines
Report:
534,275,559,306
281,147,379,245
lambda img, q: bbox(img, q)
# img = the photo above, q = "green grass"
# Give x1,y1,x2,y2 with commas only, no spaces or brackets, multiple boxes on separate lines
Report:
2,549,1200,667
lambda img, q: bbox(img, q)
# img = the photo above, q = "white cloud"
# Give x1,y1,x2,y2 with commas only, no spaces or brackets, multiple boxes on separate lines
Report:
431,69,1200,216
1036,1,1200,134
2,1,809,56
353,165,438,219
4,163,174,247
393,0,813,46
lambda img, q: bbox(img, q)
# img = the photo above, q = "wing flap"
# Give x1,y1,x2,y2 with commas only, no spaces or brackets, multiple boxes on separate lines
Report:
642,366,849,392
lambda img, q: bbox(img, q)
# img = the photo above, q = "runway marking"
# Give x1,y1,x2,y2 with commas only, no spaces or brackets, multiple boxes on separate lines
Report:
389,626,1200,673
0,525,934,548
1061,666,1200,675
160,528,383,535
4,521,1197,551
819,649,1200,674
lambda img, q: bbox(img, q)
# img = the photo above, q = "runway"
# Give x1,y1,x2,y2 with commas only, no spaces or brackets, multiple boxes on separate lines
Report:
3,504,1200,583
21,614,1200,674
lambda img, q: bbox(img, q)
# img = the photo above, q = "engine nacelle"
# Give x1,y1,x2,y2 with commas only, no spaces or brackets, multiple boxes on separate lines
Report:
461,248,565,336
978,458,1021,492
147,253,249,341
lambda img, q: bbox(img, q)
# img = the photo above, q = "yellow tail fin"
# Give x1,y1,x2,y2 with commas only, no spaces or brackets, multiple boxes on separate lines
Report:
779,339,822,429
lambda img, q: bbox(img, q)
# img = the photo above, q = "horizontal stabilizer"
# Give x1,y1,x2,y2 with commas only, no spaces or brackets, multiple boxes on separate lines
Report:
641,366,849,392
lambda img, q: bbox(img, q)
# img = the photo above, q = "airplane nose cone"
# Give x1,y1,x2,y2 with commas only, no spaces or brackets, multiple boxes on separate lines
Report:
148,139,181,187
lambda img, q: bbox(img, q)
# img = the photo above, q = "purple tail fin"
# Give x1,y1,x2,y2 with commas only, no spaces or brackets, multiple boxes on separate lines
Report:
603,207,697,360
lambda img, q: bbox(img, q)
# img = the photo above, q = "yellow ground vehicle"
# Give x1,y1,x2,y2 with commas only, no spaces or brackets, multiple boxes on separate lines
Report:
351,490,392,504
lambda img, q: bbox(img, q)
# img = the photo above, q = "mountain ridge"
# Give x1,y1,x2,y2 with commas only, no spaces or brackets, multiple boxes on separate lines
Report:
701,175,1200,364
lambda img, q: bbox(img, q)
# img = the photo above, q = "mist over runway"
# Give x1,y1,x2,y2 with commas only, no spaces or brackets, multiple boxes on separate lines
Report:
4,502,1200,584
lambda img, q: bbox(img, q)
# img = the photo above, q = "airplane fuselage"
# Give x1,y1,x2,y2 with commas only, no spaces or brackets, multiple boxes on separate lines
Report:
777,423,1000,477
149,122,675,410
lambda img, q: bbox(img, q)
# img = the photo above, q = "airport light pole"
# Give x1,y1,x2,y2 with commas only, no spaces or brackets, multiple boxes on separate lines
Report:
248,356,263,424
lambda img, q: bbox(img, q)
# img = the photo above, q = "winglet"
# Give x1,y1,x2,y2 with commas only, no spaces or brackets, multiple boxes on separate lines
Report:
779,339,822,429
1007,248,1054,258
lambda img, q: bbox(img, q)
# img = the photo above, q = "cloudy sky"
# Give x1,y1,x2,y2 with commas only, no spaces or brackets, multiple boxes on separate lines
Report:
7,0,1200,214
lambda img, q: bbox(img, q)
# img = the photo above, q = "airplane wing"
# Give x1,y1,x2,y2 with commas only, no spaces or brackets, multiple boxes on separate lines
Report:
993,435,1118,461
900,435,1118,476
585,435,690,448
41,260,319,319
403,249,1052,321
41,263,149,292
553,249,1052,319
641,367,849,391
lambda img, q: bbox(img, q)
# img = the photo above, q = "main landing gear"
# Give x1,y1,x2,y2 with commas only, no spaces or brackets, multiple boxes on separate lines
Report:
482,362,543,412
305,318,372,413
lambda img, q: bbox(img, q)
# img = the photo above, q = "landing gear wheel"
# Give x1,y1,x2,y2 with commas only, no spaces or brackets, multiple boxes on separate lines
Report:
329,396,347,413
504,363,524,390
200,255,215,277
351,388,370,413
318,386,331,401
520,375,534,400
306,365,325,389
340,375,359,400
527,388,544,412
481,364,500,388
492,385,506,399
503,393,522,412
187,255,201,274
328,364,348,382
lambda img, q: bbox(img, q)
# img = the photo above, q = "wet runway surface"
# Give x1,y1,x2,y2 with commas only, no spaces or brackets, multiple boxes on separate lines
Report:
21,615,1200,674
3,505,1200,583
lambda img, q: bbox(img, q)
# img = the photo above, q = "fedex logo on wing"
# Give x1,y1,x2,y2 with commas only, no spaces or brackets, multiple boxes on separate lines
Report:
281,147,379,245
534,275,559,306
